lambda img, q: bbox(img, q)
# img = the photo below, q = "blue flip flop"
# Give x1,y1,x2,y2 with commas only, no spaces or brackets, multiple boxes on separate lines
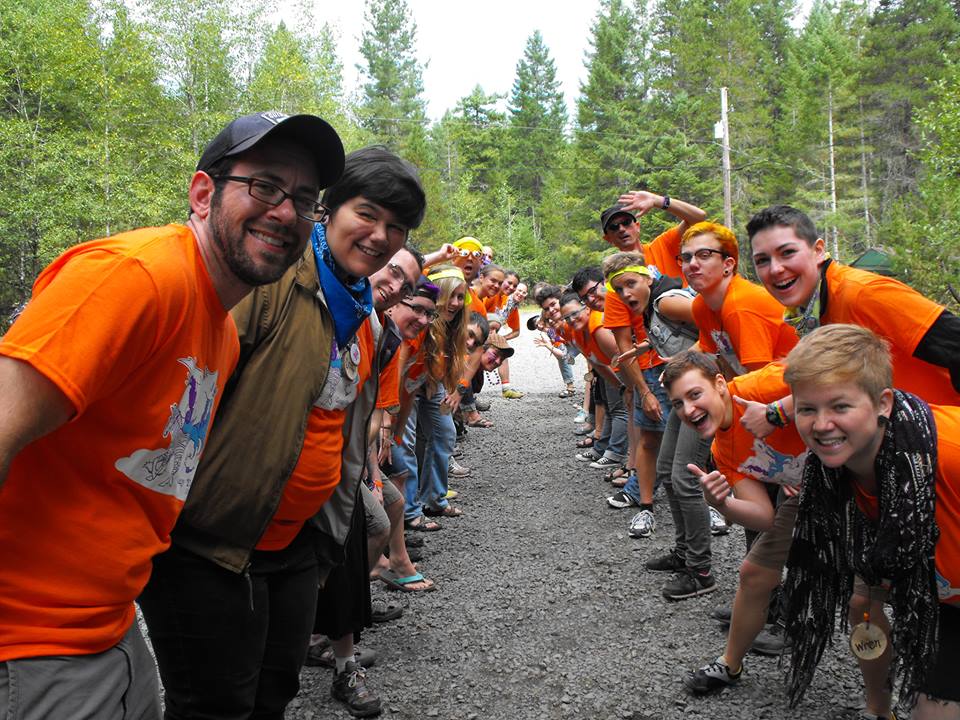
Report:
379,568,436,593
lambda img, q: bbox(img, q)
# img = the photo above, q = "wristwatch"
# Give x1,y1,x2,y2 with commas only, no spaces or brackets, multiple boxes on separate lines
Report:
765,402,787,428
661,195,671,210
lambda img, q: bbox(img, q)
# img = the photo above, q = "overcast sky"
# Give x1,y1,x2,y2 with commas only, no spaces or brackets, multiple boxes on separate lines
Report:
302,0,603,120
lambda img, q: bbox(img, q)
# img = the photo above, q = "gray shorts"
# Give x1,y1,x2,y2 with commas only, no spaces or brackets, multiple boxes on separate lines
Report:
746,493,799,570
0,621,161,720
362,482,393,538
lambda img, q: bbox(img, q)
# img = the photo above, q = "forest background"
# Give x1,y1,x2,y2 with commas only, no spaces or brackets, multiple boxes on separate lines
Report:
3,0,959,328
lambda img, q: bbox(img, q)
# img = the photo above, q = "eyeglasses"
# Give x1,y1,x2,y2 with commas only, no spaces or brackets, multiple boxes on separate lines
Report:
578,280,602,302
386,262,414,296
399,300,439,322
562,305,588,323
457,249,484,259
606,217,635,232
214,176,328,222
676,248,728,265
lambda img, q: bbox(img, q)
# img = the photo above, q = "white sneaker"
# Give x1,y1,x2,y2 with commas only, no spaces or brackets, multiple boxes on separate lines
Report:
573,410,588,424
628,509,656,538
709,506,730,535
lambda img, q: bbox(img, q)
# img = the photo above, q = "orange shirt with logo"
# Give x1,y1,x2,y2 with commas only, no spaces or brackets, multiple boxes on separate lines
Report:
821,262,960,406
0,225,239,660
257,319,375,551
692,275,797,375
851,404,960,605
716,376,808,488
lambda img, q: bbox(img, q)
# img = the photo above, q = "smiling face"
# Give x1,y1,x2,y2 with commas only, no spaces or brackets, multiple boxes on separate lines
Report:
501,274,519,296
479,270,505,299
680,232,735,295
442,282,467,322
540,296,562,323
751,226,826,308
513,283,528,303
480,346,505,371
207,137,320,288
466,322,485,352
576,278,606,312
665,368,731,439
369,248,420,310
792,379,892,478
388,295,436,339
325,196,409,280
611,272,653,314
603,213,641,251
560,300,590,332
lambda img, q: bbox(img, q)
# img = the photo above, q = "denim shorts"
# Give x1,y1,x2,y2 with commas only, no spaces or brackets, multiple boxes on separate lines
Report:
634,365,671,432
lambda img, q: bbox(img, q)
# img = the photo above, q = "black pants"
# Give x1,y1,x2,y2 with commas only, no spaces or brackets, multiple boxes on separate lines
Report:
139,525,318,720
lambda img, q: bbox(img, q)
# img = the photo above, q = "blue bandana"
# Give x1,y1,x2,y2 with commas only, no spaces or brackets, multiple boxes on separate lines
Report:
311,223,373,349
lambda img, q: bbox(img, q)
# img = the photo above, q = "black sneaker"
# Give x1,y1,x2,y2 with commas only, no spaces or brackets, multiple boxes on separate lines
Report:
751,621,792,656
663,568,717,600
709,604,732,627
331,661,382,717
684,657,742,694
645,547,686,572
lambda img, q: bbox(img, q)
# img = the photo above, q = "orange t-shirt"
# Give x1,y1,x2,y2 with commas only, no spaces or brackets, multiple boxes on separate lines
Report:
602,226,683,369
257,319,375,551
692,274,797,375
466,290,487,317
572,310,614,367
486,292,520,332
0,225,239,660
401,331,428,397
821,262,960,406
851,404,960,605
376,344,401,411
715,377,808,488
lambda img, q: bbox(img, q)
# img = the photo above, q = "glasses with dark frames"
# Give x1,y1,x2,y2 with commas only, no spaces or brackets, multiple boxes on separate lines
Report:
676,248,728,265
387,262,414,296
399,300,439,322
578,280,602,302
215,176,329,223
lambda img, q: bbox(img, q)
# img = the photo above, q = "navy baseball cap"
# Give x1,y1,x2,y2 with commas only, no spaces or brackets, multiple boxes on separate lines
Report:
600,203,637,232
196,112,345,188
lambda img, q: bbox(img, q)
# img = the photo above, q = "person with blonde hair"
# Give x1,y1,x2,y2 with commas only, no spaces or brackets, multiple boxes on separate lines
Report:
394,264,469,532
781,324,960,720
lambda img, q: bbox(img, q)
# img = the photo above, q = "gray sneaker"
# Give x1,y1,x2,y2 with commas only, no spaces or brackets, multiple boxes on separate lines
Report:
751,622,792,656
331,660,381,717
709,506,730,535
645,547,685,572
684,656,742,694
628,509,656,538
663,568,717,600
448,457,471,478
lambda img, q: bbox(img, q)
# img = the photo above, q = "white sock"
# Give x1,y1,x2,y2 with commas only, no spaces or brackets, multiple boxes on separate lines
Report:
502,383,511,391
335,654,353,673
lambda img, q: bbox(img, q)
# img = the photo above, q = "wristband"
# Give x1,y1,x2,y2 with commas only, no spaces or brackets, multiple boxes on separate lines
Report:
765,400,788,428
661,195,671,209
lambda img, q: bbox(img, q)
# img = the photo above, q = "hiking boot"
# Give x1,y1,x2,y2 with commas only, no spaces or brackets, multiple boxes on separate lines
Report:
575,449,600,462
663,568,717,600
751,621,792,656
331,661,382,717
709,604,732,627
475,398,491,411
607,491,638,509
307,645,377,669
709,506,730,535
448,457,471,478
502,388,524,399
645,547,686,572
628,509,656,538
684,657,742,694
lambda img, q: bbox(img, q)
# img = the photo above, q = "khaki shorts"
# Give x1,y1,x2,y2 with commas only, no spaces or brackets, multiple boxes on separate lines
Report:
362,482,392,538
0,621,161,720
746,492,799,571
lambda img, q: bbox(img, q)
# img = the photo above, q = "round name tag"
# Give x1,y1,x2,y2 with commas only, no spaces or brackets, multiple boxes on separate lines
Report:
349,342,361,366
850,622,887,660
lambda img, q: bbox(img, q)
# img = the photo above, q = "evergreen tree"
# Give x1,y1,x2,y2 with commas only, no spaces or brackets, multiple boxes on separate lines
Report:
357,0,428,156
507,30,568,209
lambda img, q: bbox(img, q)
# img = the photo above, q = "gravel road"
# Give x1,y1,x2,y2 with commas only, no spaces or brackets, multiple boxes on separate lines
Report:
287,313,887,719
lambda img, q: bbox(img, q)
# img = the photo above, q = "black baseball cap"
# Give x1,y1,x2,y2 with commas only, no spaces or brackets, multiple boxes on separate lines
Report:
485,343,515,359
196,112,345,188
600,203,637,232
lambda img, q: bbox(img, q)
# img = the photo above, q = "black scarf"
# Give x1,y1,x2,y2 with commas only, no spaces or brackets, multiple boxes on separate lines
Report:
782,390,940,706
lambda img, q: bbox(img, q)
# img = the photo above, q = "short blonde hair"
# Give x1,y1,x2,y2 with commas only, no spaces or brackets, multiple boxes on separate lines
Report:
601,251,645,278
784,324,892,404
682,221,739,267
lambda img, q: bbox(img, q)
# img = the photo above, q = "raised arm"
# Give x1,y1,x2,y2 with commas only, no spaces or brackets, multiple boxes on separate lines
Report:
616,191,706,235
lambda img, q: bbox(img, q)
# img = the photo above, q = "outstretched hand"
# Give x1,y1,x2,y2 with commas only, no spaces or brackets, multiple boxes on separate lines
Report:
734,395,775,439
688,463,732,508
616,191,663,217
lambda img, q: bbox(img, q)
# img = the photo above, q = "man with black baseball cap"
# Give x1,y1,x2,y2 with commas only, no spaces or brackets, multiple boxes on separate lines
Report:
0,110,343,718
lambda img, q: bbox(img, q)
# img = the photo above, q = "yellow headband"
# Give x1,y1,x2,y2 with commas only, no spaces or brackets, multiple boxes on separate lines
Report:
604,264,650,293
428,267,466,283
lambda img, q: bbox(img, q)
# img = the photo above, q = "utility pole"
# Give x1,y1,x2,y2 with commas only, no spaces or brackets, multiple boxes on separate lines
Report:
720,87,732,229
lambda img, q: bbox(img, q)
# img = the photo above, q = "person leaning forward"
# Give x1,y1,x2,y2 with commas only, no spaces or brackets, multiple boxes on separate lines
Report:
0,111,343,719
138,146,427,719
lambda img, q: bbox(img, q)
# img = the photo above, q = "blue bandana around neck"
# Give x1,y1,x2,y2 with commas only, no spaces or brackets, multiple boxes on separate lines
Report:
311,223,373,349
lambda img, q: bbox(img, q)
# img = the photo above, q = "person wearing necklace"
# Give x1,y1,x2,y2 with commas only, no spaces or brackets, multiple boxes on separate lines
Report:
739,204,960,440
780,324,960,720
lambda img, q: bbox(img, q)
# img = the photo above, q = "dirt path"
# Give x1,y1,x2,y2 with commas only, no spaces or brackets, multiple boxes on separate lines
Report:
290,316,878,719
